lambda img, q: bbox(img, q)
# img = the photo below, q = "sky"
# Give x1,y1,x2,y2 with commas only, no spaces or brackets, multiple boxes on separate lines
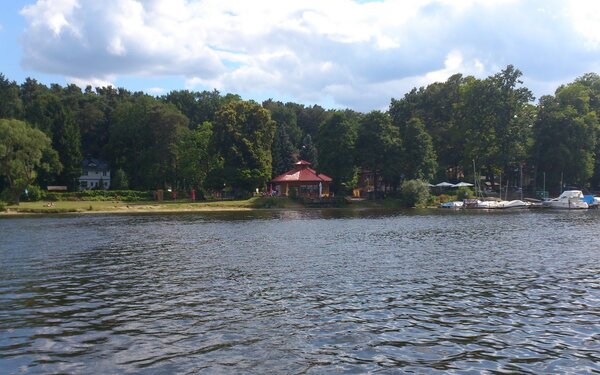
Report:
1,0,600,112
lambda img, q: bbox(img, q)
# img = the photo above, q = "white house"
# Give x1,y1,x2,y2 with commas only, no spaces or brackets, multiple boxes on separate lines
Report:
79,158,111,190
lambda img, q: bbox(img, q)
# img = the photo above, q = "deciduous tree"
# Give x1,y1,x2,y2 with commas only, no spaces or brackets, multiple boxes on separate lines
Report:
0,119,61,203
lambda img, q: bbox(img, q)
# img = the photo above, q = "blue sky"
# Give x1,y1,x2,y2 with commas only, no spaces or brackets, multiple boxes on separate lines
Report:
2,0,600,112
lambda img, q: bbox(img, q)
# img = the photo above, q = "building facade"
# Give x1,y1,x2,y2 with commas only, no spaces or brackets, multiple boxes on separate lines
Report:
79,158,111,190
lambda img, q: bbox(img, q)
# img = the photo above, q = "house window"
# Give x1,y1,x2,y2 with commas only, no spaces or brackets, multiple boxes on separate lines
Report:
84,171,89,176
103,171,107,176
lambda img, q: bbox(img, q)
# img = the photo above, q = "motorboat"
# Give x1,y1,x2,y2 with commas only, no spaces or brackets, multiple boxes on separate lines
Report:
496,200,530,209
542,190,589,209
440,201,463,208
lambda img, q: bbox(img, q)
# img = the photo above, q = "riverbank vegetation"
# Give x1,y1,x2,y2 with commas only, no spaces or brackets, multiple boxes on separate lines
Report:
2,65,600,206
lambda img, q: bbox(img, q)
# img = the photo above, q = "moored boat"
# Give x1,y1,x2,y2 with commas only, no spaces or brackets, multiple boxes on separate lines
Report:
496,200,530,209
542,190,589,209
440,201,464,208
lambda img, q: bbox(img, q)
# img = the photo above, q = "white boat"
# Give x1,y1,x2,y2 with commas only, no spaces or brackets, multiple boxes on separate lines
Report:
440,201,463,208
496,200,530,209
475,200,499,209
463,199,499,209
542,190,589,209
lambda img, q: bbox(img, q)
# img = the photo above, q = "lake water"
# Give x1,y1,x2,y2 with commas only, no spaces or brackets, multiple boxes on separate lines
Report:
1,209,599,374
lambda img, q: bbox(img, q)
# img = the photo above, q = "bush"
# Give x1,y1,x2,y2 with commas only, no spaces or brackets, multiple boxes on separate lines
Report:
401,179,430,208
44,190,153,202
21,185,45,201
0,189,14,204
456,187,474,201
438,194,454,203
0,201,5,211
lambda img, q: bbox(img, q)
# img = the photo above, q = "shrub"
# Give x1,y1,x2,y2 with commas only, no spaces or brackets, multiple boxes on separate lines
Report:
438,194,454,203
0,189,14,204
427,195,440,206
21,185,45,201
44,190,153,202
0,201,5,211
401,179,430,208
456,187,474,201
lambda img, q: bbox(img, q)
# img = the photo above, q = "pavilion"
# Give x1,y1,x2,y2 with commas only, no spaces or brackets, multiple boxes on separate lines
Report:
271,160,332,198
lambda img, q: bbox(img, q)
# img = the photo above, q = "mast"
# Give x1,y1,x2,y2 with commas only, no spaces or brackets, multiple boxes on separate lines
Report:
520,163,523,201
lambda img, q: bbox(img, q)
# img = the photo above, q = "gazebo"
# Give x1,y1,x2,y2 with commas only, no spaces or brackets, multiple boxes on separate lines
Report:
271,160,332,198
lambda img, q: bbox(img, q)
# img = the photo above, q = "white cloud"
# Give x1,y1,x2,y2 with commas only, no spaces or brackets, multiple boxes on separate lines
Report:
146,87,166,95
18,0,600,111
66,75,114,89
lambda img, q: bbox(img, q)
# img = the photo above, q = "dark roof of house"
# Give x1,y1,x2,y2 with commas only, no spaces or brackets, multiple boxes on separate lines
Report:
82,158,110,171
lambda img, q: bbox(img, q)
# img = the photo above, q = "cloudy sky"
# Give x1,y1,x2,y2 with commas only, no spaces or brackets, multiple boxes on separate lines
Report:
1,0,600,111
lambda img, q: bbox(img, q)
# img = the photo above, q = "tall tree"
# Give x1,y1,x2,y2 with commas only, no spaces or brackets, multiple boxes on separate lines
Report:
459,66,534,185
390,74,467,180
289,103,328,137
211,100,276,193
317,112,358,193
0,73,23,119
107,96,189,189
271,124,295,176
356,111,402,193
299,134,318,168
0,119,61,203
533,83,598,192
178,121,216,190
402,118,437,181
263,100,302,147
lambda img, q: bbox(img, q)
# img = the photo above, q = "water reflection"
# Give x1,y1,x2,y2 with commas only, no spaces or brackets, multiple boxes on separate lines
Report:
1,210,600,373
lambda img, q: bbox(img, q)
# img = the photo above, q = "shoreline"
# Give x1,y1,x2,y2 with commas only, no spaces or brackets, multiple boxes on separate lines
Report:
0,198,396,217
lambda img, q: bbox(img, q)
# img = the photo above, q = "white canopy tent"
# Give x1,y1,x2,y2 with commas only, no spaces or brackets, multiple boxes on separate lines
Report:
452,182,474,187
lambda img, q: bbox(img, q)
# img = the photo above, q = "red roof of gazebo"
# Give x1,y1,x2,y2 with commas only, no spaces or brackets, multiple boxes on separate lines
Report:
271,160,332,183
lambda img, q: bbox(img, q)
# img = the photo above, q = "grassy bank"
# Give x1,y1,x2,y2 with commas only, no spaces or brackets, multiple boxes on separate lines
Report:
1,197,306,215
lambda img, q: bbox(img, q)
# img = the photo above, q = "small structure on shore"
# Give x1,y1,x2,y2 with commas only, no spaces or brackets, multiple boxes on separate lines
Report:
79,158,111,190
271,160,332,198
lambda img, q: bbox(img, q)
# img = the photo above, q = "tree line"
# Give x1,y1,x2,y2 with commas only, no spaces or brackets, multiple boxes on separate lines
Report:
1,65,600,202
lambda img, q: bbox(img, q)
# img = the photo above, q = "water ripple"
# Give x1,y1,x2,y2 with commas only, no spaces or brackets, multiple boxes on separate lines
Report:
1,210,600,373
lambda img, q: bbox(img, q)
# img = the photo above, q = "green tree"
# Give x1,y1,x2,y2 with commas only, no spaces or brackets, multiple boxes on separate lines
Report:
356,111,402,193
570,73,600,189
458,66,533,185
289,103,328,137
0,73,23,119
402,118,437,181
111,168,129,190
178,121,216,190
271,123,295,176
0,119,61,203
533,84,598,192
317,112,358,193
48,99,82,190
263,100,302,147
107,96,189,189
299,134,318,168
400,179,430,208
390,74,466,180
212,100,276,193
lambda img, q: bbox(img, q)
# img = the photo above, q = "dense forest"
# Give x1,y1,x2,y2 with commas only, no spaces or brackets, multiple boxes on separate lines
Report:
1,65,600,202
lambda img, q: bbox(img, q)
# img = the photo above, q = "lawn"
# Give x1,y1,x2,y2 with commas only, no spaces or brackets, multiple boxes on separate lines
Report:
3,197,302,214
